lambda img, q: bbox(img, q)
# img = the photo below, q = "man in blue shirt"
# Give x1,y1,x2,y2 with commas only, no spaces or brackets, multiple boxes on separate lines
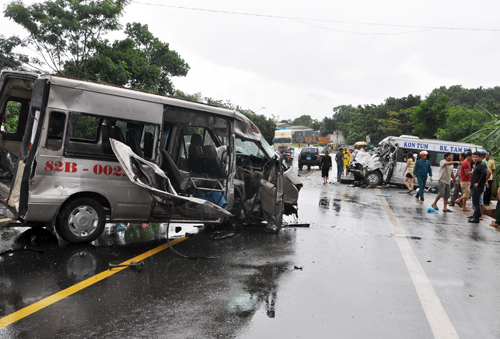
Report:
413,151,433,203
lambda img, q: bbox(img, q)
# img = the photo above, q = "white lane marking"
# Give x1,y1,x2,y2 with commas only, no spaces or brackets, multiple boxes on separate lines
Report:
376,189,459,339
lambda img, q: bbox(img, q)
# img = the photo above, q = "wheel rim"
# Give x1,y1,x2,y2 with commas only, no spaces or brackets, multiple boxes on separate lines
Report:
67,205,99,238
367,173,379,184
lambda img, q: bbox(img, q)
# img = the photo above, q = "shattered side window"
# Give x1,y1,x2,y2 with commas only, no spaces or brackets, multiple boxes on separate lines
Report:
236,138,265,158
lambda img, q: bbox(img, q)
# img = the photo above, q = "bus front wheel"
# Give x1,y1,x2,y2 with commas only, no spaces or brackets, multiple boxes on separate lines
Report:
364,171,382,186
55,197,106,244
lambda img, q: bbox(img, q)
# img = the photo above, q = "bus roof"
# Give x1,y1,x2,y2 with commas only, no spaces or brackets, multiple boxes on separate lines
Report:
33,72,264,142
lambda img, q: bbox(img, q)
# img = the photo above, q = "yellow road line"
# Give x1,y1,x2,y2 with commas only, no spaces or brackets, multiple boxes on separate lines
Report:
0,237,187,329
304,169,316,178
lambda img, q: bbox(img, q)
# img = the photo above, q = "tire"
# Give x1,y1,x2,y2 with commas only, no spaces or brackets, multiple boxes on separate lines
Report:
299,163,303,170
55,197,106,244
364,171,382,186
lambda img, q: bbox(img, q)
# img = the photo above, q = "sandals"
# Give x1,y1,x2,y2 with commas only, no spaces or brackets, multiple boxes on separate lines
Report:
431,204,439,211
443,209,452,212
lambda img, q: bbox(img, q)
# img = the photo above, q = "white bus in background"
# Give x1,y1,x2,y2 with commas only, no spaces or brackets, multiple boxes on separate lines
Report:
273,130,293,152
350,135,483,186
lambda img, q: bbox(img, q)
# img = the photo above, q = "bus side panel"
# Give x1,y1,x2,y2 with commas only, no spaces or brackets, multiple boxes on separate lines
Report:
27,156,152,222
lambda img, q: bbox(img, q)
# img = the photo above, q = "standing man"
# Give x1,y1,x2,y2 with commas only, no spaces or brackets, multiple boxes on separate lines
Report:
469,151,488,223
431,152,460,212
343,148,351,177
335,147,344,182
456,152,473,211
485,150,496,205
413,151,433,203
449,153,463,206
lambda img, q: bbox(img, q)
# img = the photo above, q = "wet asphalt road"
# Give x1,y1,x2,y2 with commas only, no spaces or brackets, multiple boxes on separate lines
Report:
2,152,500,338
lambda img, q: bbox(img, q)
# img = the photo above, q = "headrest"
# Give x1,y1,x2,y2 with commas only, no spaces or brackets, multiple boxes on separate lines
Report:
191,133,202,146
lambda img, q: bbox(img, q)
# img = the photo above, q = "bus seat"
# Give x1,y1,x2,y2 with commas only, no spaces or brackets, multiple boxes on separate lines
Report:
110,126,124,142
203,145,225,178
161,149,190,192
126,128,143,158
143,132,154,159
101,123,112,154
187,133,203,173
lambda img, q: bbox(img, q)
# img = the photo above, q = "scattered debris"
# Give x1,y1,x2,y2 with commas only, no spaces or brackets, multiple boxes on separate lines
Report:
0,248,44,256
427,260,431,262
294,266,303,270
377,194,392,197
287,223,310,227
109,260,144,271
469,294,474,297
211,230,240,240
427,206,438,214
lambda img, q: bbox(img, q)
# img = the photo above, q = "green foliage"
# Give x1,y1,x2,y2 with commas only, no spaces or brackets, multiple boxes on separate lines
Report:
375,108,414,136
4,1,189,95
4,0,130,73
70,113,99,140
77,23,189,95
436,106,487,141
0,34,39,71
292,115,313,127
4,101,20,133
411,93,449,139
460,104,500,152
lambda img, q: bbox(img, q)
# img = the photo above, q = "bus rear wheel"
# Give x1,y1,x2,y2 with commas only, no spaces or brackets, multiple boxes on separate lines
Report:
56,197,106,244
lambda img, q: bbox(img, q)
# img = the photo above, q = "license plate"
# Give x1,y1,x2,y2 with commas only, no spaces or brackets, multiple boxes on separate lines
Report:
307,156,311,160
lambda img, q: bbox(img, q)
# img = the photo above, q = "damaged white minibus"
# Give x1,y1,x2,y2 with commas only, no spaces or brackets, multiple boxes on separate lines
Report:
0,70,302,243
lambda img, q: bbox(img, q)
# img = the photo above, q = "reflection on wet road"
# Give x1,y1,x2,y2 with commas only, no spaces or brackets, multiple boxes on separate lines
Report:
1,149,500,338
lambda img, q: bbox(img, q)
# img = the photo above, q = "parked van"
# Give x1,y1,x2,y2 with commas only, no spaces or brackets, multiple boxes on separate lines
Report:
349,135,483,186
273,130,293,152
0,71,302,243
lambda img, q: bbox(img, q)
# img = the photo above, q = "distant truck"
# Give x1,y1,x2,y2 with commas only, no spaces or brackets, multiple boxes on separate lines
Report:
273,130,293,151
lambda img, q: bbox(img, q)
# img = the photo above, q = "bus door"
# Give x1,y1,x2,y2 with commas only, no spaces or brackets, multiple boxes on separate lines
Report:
0,73,46,220
110,139,232,221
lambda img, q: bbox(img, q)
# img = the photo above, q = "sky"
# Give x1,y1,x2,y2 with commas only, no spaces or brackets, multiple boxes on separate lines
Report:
2,0,500,122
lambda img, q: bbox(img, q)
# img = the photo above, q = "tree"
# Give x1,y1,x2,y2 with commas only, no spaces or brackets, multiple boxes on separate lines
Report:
0,35,39,71
76,23,190,95
4,1,189,94
375,108,414,136
411,93,449,139
292,115,314,128
436,106,487,142
461,104,500,151
4,0,129,74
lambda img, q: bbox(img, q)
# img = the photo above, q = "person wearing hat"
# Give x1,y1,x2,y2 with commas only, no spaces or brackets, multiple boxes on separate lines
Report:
343,148,351,177
413,151,433,203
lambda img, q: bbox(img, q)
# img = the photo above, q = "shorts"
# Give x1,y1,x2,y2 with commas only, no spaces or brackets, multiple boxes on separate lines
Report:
460,181,471,198
405,173,413,179
437,181,450,198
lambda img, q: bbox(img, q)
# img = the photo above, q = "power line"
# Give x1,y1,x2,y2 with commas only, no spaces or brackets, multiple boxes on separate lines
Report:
132,2,500,34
